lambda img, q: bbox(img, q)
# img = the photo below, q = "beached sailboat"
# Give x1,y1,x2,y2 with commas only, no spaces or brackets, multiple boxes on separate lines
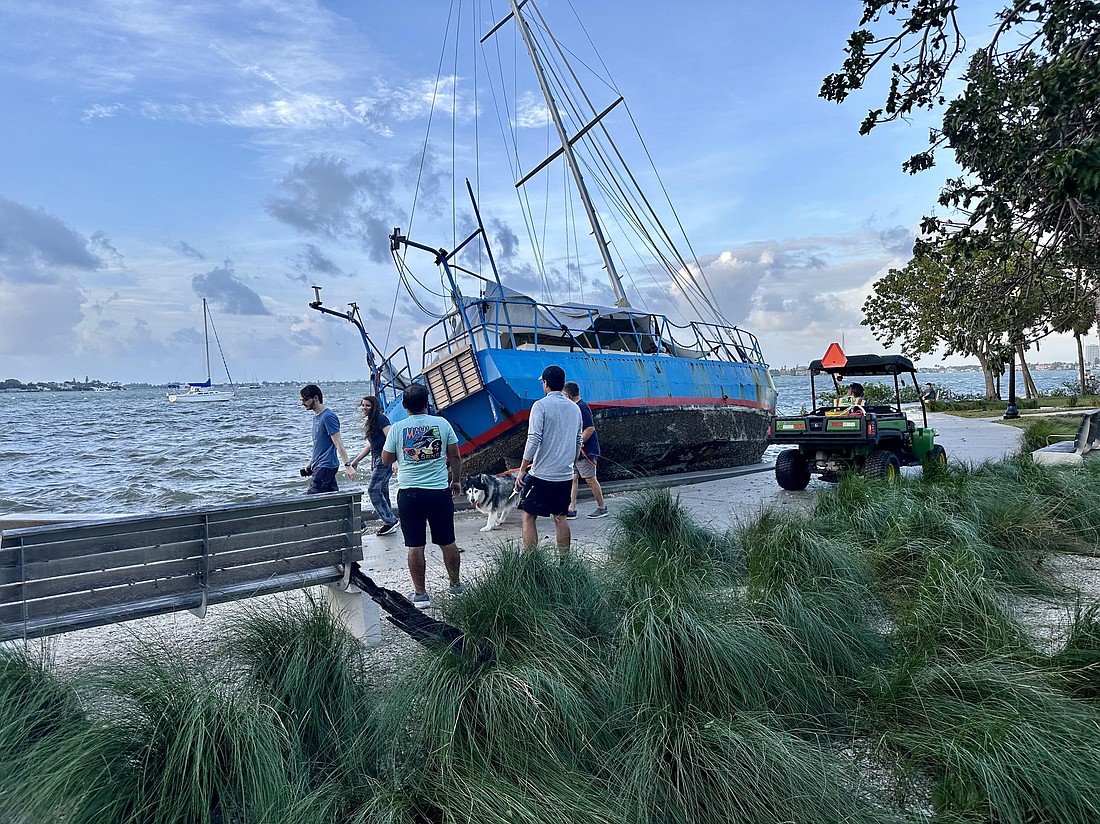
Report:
311,0,776,478
167,299,235,403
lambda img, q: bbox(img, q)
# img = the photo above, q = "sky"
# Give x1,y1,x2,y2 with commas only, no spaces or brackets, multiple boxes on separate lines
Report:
2,0,1077,385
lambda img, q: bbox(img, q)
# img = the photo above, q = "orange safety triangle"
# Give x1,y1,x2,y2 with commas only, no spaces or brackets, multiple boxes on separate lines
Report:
821,342,847,368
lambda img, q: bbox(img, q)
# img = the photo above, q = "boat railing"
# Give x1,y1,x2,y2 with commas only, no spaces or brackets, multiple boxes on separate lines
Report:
375,347,413,406
421,296,766,368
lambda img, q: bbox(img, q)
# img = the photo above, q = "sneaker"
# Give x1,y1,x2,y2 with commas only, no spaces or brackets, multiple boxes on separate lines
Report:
565,509,578,520
587,507,609,519
448,581,466,597
407,591,431,609
359,519,368,533
377,521,400,536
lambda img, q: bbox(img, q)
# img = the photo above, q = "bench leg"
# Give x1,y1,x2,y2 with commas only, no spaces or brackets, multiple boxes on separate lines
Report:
324,584,382,646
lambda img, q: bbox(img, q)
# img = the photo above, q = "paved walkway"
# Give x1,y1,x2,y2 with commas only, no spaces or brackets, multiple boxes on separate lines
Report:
16,413,1028,662
361,412,1024,598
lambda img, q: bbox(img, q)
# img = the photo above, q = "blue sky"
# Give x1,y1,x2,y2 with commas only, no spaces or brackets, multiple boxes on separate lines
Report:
4,0,1068,385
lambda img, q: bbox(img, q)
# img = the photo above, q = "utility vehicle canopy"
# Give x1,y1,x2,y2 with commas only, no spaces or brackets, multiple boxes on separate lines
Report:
808,352,916,377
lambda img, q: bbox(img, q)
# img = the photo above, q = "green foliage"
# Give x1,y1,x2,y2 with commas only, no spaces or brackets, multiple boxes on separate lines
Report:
4,644,301,824
1048,602,1100,703
1020,416,1076,453
221,592,382,798
606,487,745,596
894,549,1032,664
819,381,914,406
9,460,1100,823
878,660,1100,824
608,709,894,824
824,2,1100,277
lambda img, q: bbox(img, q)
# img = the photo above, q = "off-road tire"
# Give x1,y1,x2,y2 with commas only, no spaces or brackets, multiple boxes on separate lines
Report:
923,444,947,469
864,449,901,482
776,449,811,490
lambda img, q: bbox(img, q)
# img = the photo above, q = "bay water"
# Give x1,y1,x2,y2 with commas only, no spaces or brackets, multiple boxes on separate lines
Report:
0,370,1079,516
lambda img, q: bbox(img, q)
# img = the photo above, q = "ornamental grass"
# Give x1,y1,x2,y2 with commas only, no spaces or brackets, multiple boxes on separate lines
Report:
4,460,1100,823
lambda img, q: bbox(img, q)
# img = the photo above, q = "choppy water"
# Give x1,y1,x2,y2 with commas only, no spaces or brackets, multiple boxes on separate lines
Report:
0,383,375,515
0,370,1080,515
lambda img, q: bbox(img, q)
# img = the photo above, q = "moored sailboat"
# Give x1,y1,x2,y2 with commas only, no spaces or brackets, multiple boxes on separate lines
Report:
311,0,775,478
168,299,235,404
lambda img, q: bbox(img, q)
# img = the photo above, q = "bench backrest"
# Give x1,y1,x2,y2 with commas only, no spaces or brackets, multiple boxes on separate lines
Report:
1074,409,1100,454
0,491,361,642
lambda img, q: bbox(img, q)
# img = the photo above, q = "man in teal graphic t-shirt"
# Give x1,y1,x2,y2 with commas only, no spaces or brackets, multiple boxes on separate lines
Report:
382,384,463,609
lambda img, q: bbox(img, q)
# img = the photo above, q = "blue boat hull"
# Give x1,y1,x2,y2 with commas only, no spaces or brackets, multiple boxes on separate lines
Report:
387,348,776,480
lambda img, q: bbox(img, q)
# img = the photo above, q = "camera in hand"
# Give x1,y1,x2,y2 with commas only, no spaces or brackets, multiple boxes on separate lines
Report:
300,467,313,477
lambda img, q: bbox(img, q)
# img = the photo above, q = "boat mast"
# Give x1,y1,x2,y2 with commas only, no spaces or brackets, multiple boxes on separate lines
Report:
507,0,631,308
202,298,212,384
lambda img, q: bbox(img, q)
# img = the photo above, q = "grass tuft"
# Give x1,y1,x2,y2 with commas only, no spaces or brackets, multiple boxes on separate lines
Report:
607,488,744,595
609,709,897,824
879,659,1100,823
221,591,381,795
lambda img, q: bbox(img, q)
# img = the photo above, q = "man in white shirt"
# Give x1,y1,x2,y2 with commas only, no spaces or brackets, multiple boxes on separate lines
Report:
515,365,582,552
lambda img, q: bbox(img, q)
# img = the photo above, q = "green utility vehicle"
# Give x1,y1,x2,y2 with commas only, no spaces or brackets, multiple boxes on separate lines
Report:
770,345,946,490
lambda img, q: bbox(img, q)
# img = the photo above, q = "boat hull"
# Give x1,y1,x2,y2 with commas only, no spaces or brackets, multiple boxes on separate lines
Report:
387,347,776,480
457,402,771,480
168,391,235,403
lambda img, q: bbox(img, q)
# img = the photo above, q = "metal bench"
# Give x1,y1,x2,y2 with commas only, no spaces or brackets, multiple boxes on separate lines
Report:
0,492,376,643
1031,409,1100,466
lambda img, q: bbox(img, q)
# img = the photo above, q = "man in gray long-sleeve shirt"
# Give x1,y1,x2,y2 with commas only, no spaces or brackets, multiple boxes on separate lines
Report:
515,365,583,551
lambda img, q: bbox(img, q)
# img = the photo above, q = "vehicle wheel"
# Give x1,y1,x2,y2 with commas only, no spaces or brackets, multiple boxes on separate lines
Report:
776,449,810,490
923,444,947,471
864,449,901,482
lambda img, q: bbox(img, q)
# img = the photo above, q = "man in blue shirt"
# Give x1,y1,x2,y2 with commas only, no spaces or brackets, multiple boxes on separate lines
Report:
382,383,464,609
563,381,608,519
300,384,356,493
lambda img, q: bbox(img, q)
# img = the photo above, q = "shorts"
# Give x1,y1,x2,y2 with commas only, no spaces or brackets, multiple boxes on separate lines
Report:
519,475,573,517
396,487,456,547
307,466,339,494
575,455,598,480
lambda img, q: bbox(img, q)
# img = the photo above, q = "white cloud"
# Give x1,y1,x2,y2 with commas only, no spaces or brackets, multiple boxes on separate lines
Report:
513,91,550,129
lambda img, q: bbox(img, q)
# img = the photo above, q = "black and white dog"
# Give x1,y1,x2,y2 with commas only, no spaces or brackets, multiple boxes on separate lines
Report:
464,473,520,532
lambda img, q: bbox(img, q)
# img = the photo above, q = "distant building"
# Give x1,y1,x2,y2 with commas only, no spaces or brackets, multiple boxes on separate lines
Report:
1088,344,1100,366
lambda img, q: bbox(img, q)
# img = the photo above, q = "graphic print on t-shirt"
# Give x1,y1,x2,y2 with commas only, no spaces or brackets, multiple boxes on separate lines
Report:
401,425,443,462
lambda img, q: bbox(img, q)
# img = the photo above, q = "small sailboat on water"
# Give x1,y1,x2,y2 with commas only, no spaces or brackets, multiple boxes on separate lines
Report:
311,0,776,478
168,298,234,403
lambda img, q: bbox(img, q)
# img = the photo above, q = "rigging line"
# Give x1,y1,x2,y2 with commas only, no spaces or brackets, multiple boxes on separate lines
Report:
578,166,680,320
480,5,552,289
471,1,483,291
392,253,448,318
392,249,449,300
538,96,553,299
523,21,611,301
565,157,585,303
408,0,460,246
383,280,401,355
527,3,618,99
451,0,461,254
590,142,723,324
571,103,724,321
533,4,724,327
526,16,677,314
514,6,555,299
554,0,727,324
545,83,682,315
206,308,234,385
618,104,730,323
445,0,465,320
556,98,707,327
